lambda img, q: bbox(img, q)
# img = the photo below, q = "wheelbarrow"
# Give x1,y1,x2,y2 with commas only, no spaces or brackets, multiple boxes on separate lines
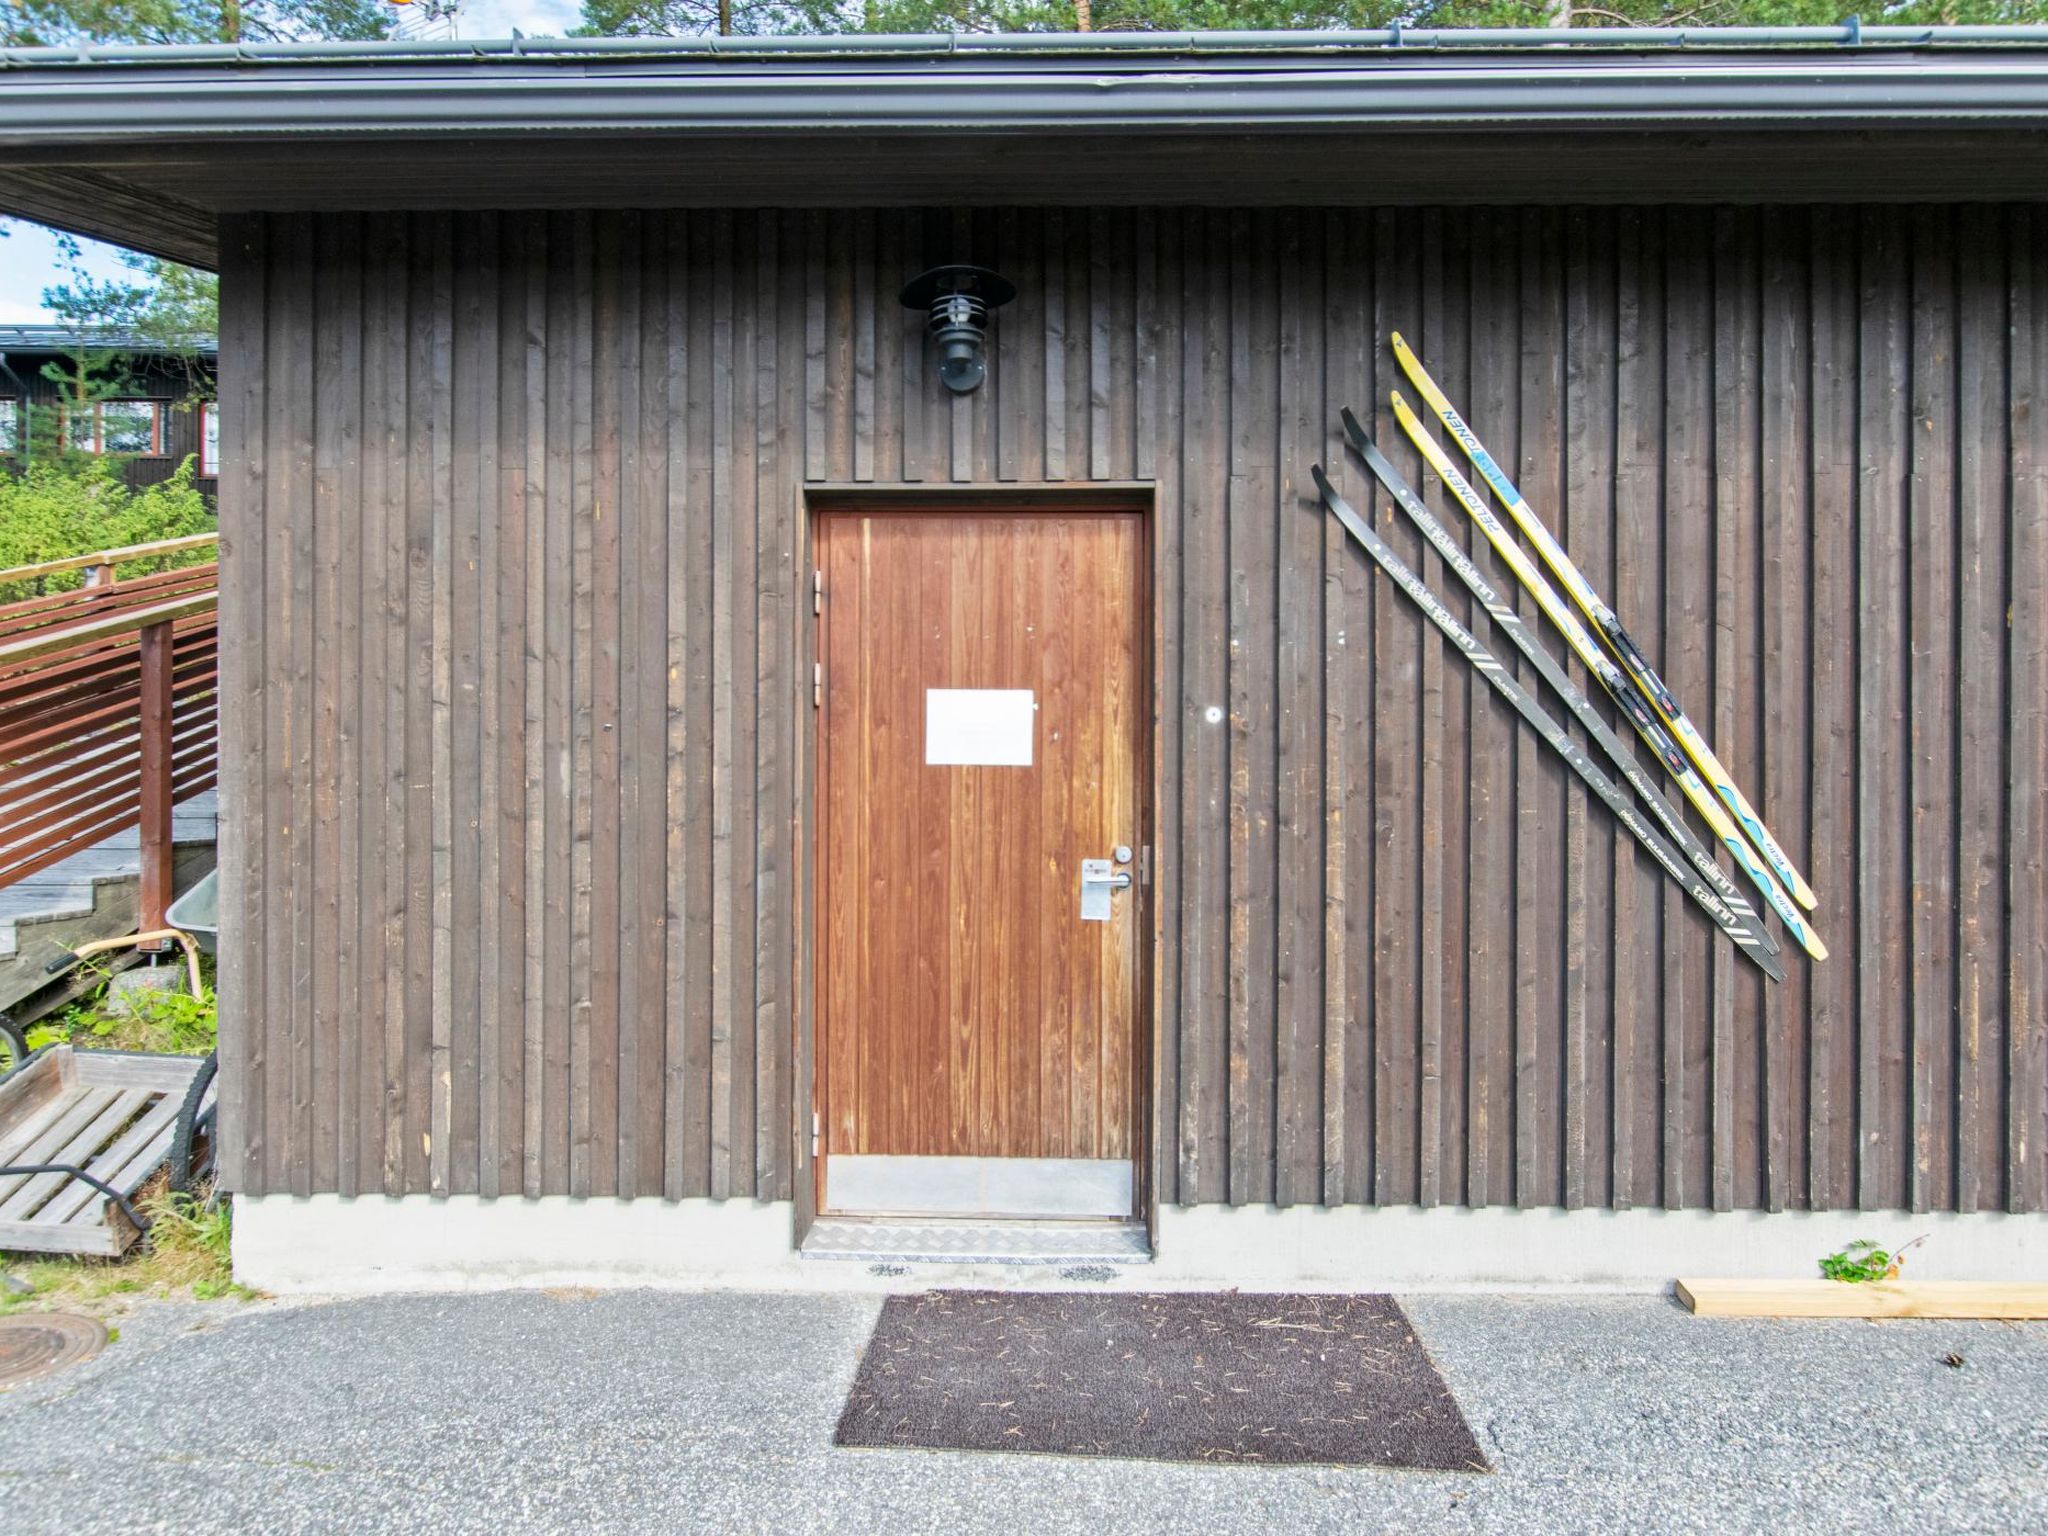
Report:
0,1046,216,1257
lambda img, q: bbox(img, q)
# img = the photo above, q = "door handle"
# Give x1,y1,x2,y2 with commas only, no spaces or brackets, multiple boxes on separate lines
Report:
1079,857,1133,922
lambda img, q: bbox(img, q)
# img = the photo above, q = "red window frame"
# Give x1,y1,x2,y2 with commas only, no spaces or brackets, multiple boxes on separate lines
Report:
64,399,166,457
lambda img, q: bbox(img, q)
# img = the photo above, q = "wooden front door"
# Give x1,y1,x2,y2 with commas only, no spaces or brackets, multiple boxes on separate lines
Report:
814,507,1147,1219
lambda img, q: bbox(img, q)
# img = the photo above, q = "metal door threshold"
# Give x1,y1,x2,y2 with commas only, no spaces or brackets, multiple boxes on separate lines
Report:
800,1216,1151,1266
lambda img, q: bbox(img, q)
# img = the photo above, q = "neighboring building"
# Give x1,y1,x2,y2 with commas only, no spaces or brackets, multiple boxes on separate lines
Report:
0,325,218,495
0,27,2043,1292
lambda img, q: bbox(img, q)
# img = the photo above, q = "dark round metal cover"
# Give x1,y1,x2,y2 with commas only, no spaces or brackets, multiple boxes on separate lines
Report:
897,264,1017,311
0,1312,107,1388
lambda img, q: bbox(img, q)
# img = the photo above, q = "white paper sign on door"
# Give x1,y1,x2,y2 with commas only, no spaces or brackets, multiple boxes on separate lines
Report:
925,688,1035,766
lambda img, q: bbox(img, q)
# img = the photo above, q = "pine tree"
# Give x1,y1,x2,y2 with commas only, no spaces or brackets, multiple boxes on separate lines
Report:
1,0,394,47
573,0,2048,39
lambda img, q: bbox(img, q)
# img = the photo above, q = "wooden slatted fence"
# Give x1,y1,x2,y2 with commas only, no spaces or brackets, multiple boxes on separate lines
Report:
0,538,219,926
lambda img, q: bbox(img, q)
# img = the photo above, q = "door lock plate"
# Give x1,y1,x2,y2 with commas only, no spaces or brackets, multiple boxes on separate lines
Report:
1079,857,1132,921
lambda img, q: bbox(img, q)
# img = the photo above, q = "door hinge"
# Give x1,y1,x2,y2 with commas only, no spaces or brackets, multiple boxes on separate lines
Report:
812,568,823,614
811,1111,820,1158
812,661,823,708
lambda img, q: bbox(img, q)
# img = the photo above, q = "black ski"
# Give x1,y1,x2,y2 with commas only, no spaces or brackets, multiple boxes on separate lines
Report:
1340,408,1781,966
1310,461,1785,983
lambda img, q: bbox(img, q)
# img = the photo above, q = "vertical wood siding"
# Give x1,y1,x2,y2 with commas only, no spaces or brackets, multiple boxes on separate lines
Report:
215,205,2048,1213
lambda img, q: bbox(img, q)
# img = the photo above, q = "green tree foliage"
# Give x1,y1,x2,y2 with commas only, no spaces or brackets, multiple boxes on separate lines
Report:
1420,2,2048,23
577,0,2048,37
575,0,814,34
41,233,218,353
26,231,219,455
851,0,1407,28
0,0,393,47
0,457,216,596
575,0,1410,32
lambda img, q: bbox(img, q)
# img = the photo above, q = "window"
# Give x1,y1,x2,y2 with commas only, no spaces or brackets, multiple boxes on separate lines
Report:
101,400,162,455
0,399,16,455
63,400,164,456
199,401,219,477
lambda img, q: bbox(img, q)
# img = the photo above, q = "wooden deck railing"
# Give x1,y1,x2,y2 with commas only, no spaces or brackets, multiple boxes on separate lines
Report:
0,535,219,941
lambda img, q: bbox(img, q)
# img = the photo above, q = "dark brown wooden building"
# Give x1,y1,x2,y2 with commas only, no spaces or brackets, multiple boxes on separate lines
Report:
2,27,2043,1288
0,325,218,497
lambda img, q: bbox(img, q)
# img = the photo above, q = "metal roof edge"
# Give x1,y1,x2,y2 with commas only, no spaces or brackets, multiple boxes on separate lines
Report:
0,326,218,354
8,45,2048,144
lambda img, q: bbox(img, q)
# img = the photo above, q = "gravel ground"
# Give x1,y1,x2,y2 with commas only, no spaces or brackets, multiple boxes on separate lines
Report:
0,1287,2041,1535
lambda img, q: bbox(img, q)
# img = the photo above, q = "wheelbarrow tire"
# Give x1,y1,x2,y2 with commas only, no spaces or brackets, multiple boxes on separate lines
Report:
0,1015,26,1080
168,1050,219,1200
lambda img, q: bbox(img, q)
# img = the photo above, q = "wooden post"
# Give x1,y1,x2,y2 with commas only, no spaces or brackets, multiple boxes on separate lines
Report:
81,561,114,589
137,618,173,949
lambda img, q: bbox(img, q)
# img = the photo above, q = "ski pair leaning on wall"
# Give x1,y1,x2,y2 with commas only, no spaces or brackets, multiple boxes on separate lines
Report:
1315,339,1829,980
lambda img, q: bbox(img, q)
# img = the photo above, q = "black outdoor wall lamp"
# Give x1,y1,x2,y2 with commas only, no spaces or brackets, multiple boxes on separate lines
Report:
899,264,1017,395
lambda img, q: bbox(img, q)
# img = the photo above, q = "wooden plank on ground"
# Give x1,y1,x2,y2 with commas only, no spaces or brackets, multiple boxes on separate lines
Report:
0,1217,123,1257
1677,1279,2048,1320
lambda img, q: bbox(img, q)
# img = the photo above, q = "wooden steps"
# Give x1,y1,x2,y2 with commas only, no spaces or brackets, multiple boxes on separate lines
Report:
1677,1278,2048,1320
0,790,217,956
0,821,215,1021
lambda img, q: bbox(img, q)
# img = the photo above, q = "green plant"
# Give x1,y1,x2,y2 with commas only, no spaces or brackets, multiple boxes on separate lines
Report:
1820,1235,1928,1284
126,984,218,1054
31,972,217,1057
0,454,215,598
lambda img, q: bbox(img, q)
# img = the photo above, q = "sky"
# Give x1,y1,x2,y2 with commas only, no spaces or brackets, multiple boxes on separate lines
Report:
0,222,136,324
458,0,584,39
0,0,585,321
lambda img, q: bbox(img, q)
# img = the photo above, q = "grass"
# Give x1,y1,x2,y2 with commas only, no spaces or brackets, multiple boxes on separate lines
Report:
0,1178,257,1316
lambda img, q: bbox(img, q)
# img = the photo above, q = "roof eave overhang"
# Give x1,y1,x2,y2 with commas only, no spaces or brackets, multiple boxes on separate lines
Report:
5,53,2048,143
8,40,2048,270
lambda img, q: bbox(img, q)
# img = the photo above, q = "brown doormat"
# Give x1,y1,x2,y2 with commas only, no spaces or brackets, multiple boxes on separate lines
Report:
834,1290,1488,1471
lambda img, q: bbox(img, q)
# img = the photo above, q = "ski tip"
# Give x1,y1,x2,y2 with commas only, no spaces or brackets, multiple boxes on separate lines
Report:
1339,404,1365,435
1310,464,1356,520
1791,878,1820,911
1389,330,1409,351
1796,925,1829,963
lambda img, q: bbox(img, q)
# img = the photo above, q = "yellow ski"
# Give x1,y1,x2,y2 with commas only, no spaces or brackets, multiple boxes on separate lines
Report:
1390,332,1821,914
1388,395,1827,963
